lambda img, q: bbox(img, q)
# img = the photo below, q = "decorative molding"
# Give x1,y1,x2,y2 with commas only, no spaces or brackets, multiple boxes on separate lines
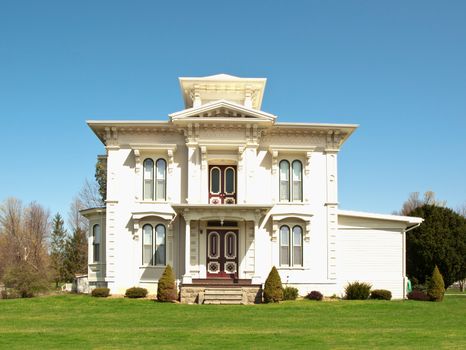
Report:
305,152,312,176
271,150,279,175
201,146,207,170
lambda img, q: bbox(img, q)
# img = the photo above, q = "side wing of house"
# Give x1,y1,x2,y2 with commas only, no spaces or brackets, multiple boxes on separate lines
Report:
338,210,423,299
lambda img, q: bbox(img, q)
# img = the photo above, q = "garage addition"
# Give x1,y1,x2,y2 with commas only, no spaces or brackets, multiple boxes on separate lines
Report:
81,74,422,302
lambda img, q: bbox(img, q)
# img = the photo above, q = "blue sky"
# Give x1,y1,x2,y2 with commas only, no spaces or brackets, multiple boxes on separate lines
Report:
1,0,465,221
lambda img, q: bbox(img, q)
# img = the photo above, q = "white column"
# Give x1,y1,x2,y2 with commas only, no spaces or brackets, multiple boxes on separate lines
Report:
183,218,192,284
251,217,261,284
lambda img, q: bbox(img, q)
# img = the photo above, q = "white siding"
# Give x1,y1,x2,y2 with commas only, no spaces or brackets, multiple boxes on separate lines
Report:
338,225,404,299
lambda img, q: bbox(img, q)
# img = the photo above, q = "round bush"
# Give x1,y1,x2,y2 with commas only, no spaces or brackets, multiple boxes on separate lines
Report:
345,281,371,300
125,287,148,299
283,286,299,300
407,289,430,301
306,291,323,301
370,289,392,300
91,287,110,298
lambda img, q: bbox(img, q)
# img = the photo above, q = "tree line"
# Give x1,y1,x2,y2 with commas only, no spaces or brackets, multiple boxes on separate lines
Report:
0,161,105,298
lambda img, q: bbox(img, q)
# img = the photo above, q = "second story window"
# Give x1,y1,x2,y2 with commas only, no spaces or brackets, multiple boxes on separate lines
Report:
279,159,303,202
143,158,166,201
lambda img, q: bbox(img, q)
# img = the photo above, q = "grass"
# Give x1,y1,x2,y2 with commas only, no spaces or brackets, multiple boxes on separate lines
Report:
0,294,465,349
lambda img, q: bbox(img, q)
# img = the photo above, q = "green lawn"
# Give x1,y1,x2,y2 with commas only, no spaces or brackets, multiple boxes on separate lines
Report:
0,294,465,349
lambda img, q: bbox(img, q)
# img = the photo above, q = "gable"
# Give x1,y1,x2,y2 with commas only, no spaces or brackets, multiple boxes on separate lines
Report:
169,100,276,125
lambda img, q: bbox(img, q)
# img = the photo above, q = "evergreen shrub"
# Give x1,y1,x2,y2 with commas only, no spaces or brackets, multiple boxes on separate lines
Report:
91,287,110,298
370,289,392,300
306,291,323,301
427,265,445,302
125,287,148,299
157,265,177,302
263,266,283,303
345,281,371,300
283,286,299,300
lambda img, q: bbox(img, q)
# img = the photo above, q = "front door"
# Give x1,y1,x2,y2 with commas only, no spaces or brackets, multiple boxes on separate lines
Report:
209,165,236,204
206,229,238,278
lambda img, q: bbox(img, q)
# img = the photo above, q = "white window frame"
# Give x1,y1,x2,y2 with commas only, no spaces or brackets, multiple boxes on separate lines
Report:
279,159,303,203
279,224,303,267
141,222,167,266
142,158,167,202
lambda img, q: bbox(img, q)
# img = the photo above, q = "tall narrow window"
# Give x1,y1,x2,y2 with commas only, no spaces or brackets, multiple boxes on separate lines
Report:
155,159,166,201
155,224,166,266
224,167,235,194
143,159,154,200
142,224,153,265
292,226,303,266
292,160,303,202
210,167,220,194
93,224,101,263
279,225,290,266
279,160,290,202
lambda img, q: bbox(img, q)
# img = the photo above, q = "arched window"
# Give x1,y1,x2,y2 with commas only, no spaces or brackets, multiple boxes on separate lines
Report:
93,224,101,263
155,224,166,266
279,225,290,266
279,160,290,202
142,224,153,265
155,159,166,201
292,160,303,202
143,159,154,200
292,225,303,266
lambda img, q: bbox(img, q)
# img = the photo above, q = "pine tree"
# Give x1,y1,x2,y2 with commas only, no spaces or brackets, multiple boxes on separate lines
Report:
63,227,88,282
427,265,445,302
50,213,68,288
263,266,283,303
157,265,177,302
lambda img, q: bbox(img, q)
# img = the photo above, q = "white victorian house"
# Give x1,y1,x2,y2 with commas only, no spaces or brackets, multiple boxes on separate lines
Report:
81,74,422,303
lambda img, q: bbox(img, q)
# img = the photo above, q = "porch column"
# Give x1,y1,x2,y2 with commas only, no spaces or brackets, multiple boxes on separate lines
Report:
251,211,262,284
182,218,192,284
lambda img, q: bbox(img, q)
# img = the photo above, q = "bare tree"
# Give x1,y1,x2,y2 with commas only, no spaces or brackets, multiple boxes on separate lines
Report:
456,202,466,218
0,198,51,297
398,191,447,215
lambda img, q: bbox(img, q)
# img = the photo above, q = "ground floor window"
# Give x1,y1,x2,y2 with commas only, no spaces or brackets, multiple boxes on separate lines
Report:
279,224,303,267
142,223,166,266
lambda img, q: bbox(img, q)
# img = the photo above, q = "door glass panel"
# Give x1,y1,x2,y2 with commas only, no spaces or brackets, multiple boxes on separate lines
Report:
225,168,235,194
210,168,220,194
293,226,303,266
225,232,236,258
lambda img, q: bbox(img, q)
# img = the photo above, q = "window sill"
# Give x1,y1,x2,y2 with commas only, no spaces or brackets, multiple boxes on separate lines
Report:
277,266,306,270
276,202,305,205
139,265,167,269
138,201,169,204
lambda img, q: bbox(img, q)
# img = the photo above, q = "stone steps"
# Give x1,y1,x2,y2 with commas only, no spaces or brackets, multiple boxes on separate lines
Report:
203,288,244,305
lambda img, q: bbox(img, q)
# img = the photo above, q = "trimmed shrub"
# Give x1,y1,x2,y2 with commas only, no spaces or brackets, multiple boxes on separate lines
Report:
125,287,148,299
263,266,283,303
306,291,323,301
407,289,430,301
427,265,445,302
370,289,392,300
345,281,371,300
157,265,177,302
283,286,299,300
91,287,110,298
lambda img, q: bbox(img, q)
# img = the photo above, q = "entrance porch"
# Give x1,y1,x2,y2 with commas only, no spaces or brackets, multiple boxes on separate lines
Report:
172,204,271,304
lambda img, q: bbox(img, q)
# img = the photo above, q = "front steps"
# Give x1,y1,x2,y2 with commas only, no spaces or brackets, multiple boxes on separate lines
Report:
180,282,263,304
203,288,244,305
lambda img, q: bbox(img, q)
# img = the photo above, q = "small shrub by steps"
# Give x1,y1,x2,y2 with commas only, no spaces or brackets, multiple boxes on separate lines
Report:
125,287,148,299
91,288,110,298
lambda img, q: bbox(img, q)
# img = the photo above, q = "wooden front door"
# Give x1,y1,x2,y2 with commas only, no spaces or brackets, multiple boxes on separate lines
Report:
206,230,238,278
209,165,236,204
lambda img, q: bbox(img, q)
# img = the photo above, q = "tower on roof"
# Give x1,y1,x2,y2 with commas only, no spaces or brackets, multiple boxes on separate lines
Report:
179,74,267,110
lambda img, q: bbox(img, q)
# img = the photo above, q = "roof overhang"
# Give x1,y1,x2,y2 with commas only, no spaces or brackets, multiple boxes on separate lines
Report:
179,74,267,110
80,207,106,218
171,204,273,222
338,209,423,227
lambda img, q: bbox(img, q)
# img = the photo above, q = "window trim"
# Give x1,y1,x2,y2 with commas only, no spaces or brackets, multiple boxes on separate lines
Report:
92,224,101,263
279,159,303,203
209,166,221,195
142,157,167,202
141,223,167,267
279,224,304,267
